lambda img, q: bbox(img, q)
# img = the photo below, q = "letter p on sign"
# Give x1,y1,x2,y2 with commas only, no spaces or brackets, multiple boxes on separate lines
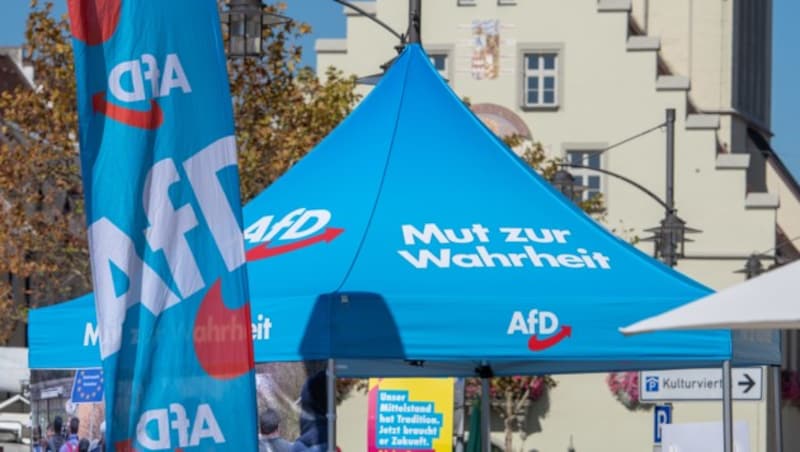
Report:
654,404,672,444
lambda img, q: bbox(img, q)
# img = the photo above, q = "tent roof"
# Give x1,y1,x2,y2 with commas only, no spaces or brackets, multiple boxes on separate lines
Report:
28,45,780,376
621,260,800,334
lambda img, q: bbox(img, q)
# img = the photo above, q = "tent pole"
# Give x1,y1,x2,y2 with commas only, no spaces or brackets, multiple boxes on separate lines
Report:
407,0,421,44
327,358,337,452
481,377,491,452
722,360,733,452
772,365,784,452
454,378,466,452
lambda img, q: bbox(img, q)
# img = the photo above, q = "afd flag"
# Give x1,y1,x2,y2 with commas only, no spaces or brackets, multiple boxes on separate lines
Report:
67,1,257,450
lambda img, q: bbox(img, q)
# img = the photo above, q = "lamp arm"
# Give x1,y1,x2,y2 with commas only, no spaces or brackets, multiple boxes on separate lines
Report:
332,0,405,43
559,163,671,211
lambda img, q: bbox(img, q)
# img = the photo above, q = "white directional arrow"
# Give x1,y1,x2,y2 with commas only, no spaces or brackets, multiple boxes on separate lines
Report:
738,373,756,394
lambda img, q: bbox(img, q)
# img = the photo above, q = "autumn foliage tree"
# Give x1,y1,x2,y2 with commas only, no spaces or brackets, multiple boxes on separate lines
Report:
0,1,87,345
227,2,360,201
0,0,359,344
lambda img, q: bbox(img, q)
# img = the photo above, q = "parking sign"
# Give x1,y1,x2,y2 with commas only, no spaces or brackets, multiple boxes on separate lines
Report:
645,375,660,392
654,404,672,444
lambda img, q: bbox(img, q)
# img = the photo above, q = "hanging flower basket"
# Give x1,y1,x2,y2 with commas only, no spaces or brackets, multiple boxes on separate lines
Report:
465,375,556,406
606,372,652,411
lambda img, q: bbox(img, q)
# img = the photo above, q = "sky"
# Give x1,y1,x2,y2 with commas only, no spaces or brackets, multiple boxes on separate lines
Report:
0,1,797,177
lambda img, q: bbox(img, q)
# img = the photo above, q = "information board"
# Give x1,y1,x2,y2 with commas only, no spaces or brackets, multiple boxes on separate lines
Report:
367,378,454,452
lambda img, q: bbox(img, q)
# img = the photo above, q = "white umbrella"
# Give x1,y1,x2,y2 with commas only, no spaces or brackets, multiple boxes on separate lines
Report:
620,260,800,334
620,261,800,452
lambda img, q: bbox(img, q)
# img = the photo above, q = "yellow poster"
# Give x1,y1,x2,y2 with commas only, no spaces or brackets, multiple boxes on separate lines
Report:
367,378,454,452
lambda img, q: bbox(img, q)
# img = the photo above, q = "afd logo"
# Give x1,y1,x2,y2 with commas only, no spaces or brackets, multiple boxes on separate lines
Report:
93,54,191,130
507,309,572,352
135,403,224,450
645,376,660,392
244,208,344,262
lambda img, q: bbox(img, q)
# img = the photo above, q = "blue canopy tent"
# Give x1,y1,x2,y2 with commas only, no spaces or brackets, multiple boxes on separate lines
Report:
29,43,779,452
30,44,779,374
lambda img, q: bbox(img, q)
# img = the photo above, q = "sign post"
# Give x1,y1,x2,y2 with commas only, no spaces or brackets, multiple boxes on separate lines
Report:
639,367,763,402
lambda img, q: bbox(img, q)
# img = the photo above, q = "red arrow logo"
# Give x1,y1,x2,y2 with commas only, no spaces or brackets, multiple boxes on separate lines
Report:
92,92,164,130
527,325,572,352
246,227,344,262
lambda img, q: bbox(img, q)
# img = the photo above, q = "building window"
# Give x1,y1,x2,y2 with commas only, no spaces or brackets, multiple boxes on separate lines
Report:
458,0,476,5
523,53,559,108
567,150,602,202
429,54,448,79
733,0,770,124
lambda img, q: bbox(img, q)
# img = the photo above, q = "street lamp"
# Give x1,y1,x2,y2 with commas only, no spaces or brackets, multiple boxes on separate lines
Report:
551,169,581,202
736,253,765,279
222,0,292,58
333,0,422,84
643,210,700,267
550,109,700,267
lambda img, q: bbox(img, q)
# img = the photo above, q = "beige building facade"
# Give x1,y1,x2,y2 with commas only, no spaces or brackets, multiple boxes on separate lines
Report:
316,1,800,451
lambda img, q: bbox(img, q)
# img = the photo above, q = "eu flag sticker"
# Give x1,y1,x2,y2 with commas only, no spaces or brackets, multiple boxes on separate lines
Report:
70,368,104,403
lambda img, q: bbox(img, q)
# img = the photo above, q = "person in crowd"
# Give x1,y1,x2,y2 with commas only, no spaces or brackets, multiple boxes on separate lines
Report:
59,417,79,452
78,438,90,452
47,417,66,452
32,426,46,452
292,371,328,452
88,421,104,452
258,408,292,452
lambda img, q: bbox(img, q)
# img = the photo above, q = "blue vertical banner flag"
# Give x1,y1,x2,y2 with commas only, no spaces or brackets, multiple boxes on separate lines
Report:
67,1,257,450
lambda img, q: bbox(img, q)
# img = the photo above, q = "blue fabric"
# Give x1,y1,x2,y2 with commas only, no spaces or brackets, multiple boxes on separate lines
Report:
68,0,256,450
30,44,780,377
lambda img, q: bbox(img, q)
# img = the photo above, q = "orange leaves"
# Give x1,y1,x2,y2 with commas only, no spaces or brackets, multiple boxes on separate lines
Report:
230,21,360,202
0,1,88,343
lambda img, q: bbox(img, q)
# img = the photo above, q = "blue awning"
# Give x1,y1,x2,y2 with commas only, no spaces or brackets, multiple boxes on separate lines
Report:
28,44,780,375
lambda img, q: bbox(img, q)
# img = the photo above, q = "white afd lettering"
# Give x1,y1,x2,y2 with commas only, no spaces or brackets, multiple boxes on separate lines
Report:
244,209,332,244
108,53,192,103
89,218,180,359
184,136,246,272
90,137,245,357
507,310,559,335
144,159,203,299
137,403,225,450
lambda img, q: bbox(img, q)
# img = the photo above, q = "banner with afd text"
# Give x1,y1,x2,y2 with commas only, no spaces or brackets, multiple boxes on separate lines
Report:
67,1,257,450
